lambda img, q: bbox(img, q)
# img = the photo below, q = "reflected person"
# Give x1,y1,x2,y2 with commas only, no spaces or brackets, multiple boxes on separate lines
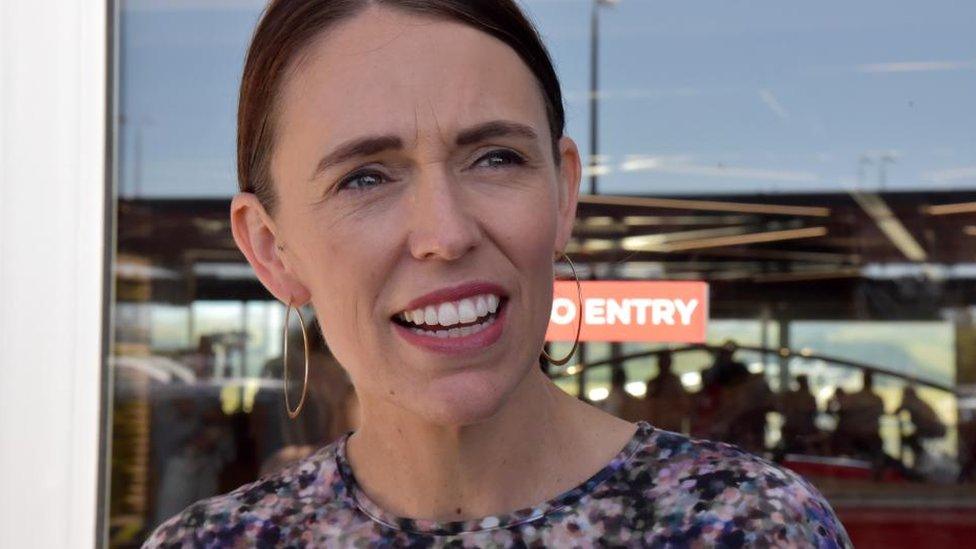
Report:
644,350,690,433
895,385,946,471
692,342,747,437
601,365,644,423
699,344,773,452
257,317,358,475
781,375,823,455
145,1,849,546
834,372,885,470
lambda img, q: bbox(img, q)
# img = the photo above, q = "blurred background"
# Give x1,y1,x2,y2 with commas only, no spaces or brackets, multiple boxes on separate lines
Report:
106,0,976,546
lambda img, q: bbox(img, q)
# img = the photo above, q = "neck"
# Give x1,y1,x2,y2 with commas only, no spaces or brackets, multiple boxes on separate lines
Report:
345,366,635,522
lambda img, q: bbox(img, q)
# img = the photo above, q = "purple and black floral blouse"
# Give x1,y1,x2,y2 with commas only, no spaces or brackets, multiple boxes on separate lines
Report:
146,422,851,547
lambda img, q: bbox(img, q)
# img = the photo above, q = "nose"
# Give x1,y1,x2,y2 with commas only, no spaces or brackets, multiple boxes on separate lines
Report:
406,165,482,262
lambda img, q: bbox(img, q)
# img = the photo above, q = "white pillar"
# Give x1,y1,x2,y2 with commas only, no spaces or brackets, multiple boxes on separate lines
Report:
0,0,108,547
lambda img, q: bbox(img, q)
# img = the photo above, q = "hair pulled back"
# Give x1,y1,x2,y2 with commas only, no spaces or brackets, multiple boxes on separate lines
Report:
238,0,565,213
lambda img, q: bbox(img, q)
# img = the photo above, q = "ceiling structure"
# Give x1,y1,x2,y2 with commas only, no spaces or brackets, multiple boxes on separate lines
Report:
117,190,976,321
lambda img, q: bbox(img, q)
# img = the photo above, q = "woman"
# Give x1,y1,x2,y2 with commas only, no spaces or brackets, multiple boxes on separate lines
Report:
147,0,851,546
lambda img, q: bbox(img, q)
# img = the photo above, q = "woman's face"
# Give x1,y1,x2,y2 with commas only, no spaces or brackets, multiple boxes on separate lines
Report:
233,7,580,425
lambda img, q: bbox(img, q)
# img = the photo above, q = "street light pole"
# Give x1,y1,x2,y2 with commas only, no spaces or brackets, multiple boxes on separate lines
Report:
578,0,618,402
588,0,619,197
588,0,600,196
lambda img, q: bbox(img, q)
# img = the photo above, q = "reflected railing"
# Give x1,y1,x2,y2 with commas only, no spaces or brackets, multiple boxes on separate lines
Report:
549,342,970,487
551,343,958,395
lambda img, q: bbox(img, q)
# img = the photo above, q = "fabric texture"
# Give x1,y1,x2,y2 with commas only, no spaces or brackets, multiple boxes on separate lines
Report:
145,422,851,548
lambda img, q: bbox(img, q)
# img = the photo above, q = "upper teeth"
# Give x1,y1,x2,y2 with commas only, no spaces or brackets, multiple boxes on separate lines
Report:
400,294,500,327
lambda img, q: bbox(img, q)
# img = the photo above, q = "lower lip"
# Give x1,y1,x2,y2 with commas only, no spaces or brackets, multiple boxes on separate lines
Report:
392,302,506,355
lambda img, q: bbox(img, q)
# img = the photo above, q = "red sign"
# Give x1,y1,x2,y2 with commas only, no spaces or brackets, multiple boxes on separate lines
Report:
545,281,709,343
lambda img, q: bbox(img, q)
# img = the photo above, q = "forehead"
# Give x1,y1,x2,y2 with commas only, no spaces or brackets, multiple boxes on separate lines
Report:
275,6,549,149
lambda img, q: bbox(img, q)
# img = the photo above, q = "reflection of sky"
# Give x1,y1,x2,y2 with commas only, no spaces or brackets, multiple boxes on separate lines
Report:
120,0,976,198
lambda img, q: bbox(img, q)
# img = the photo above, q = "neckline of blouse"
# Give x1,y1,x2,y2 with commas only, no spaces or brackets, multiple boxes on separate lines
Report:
332,421,654,536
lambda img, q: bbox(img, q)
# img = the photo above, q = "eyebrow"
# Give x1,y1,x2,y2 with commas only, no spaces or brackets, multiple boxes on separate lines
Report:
310,120,540,180
455,120,539,147
311,135,403,180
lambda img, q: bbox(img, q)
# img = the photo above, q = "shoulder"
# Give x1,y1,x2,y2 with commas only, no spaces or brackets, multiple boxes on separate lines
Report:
143,441,349,548
623,427,851,547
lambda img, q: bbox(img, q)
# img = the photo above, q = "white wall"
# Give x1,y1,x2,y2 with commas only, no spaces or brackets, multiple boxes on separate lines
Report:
0,1,108,547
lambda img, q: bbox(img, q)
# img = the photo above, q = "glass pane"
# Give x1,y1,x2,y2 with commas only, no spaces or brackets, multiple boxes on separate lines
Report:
551,0,976,543
108,2,360,545
106,0,976,546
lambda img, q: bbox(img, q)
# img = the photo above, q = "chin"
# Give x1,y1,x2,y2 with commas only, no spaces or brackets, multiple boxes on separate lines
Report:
412,369,514,426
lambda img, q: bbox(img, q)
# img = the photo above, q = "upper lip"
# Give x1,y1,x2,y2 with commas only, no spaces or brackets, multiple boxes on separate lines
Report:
395,281,508,315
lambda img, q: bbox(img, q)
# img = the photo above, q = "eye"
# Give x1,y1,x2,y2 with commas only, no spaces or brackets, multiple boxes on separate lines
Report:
473,149,526,169
338,169,387,192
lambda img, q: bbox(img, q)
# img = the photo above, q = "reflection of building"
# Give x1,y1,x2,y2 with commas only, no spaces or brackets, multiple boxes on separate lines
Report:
103,4,976,547
116,191,975,422
567,190,970,413
105,165,976,545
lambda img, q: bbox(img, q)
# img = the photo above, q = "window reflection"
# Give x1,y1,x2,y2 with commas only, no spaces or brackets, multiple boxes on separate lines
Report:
108,0,976,546
569,341,963,479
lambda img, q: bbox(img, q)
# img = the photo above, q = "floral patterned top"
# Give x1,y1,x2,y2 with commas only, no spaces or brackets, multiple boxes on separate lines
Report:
145,422,851,548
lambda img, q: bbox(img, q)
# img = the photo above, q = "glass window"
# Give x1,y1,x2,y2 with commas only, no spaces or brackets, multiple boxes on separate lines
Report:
106,1,976,545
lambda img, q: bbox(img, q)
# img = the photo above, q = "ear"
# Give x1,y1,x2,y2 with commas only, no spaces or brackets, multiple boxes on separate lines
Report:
554,136,582,254
230,193,311,305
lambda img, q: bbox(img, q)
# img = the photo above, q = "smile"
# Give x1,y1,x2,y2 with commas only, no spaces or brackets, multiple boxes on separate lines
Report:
394,293,501,338
390,283,509,354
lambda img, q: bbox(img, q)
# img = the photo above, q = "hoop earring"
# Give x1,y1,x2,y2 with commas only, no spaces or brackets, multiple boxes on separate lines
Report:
542,253,582,366
282,302,310,419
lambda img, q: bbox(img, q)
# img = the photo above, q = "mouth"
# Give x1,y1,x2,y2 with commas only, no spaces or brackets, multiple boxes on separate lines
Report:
392,293,507,337
390,283,509,354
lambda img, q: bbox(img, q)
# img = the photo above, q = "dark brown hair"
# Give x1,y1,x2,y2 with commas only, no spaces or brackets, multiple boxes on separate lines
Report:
238,0,565,214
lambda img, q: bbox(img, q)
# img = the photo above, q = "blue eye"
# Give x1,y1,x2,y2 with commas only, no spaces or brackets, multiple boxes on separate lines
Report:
474,149,526,169
339,170,386,191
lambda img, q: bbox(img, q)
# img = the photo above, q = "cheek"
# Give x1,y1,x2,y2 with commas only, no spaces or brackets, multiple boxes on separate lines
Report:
500,193,559,279
492,192,559,333
300,228,392,388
